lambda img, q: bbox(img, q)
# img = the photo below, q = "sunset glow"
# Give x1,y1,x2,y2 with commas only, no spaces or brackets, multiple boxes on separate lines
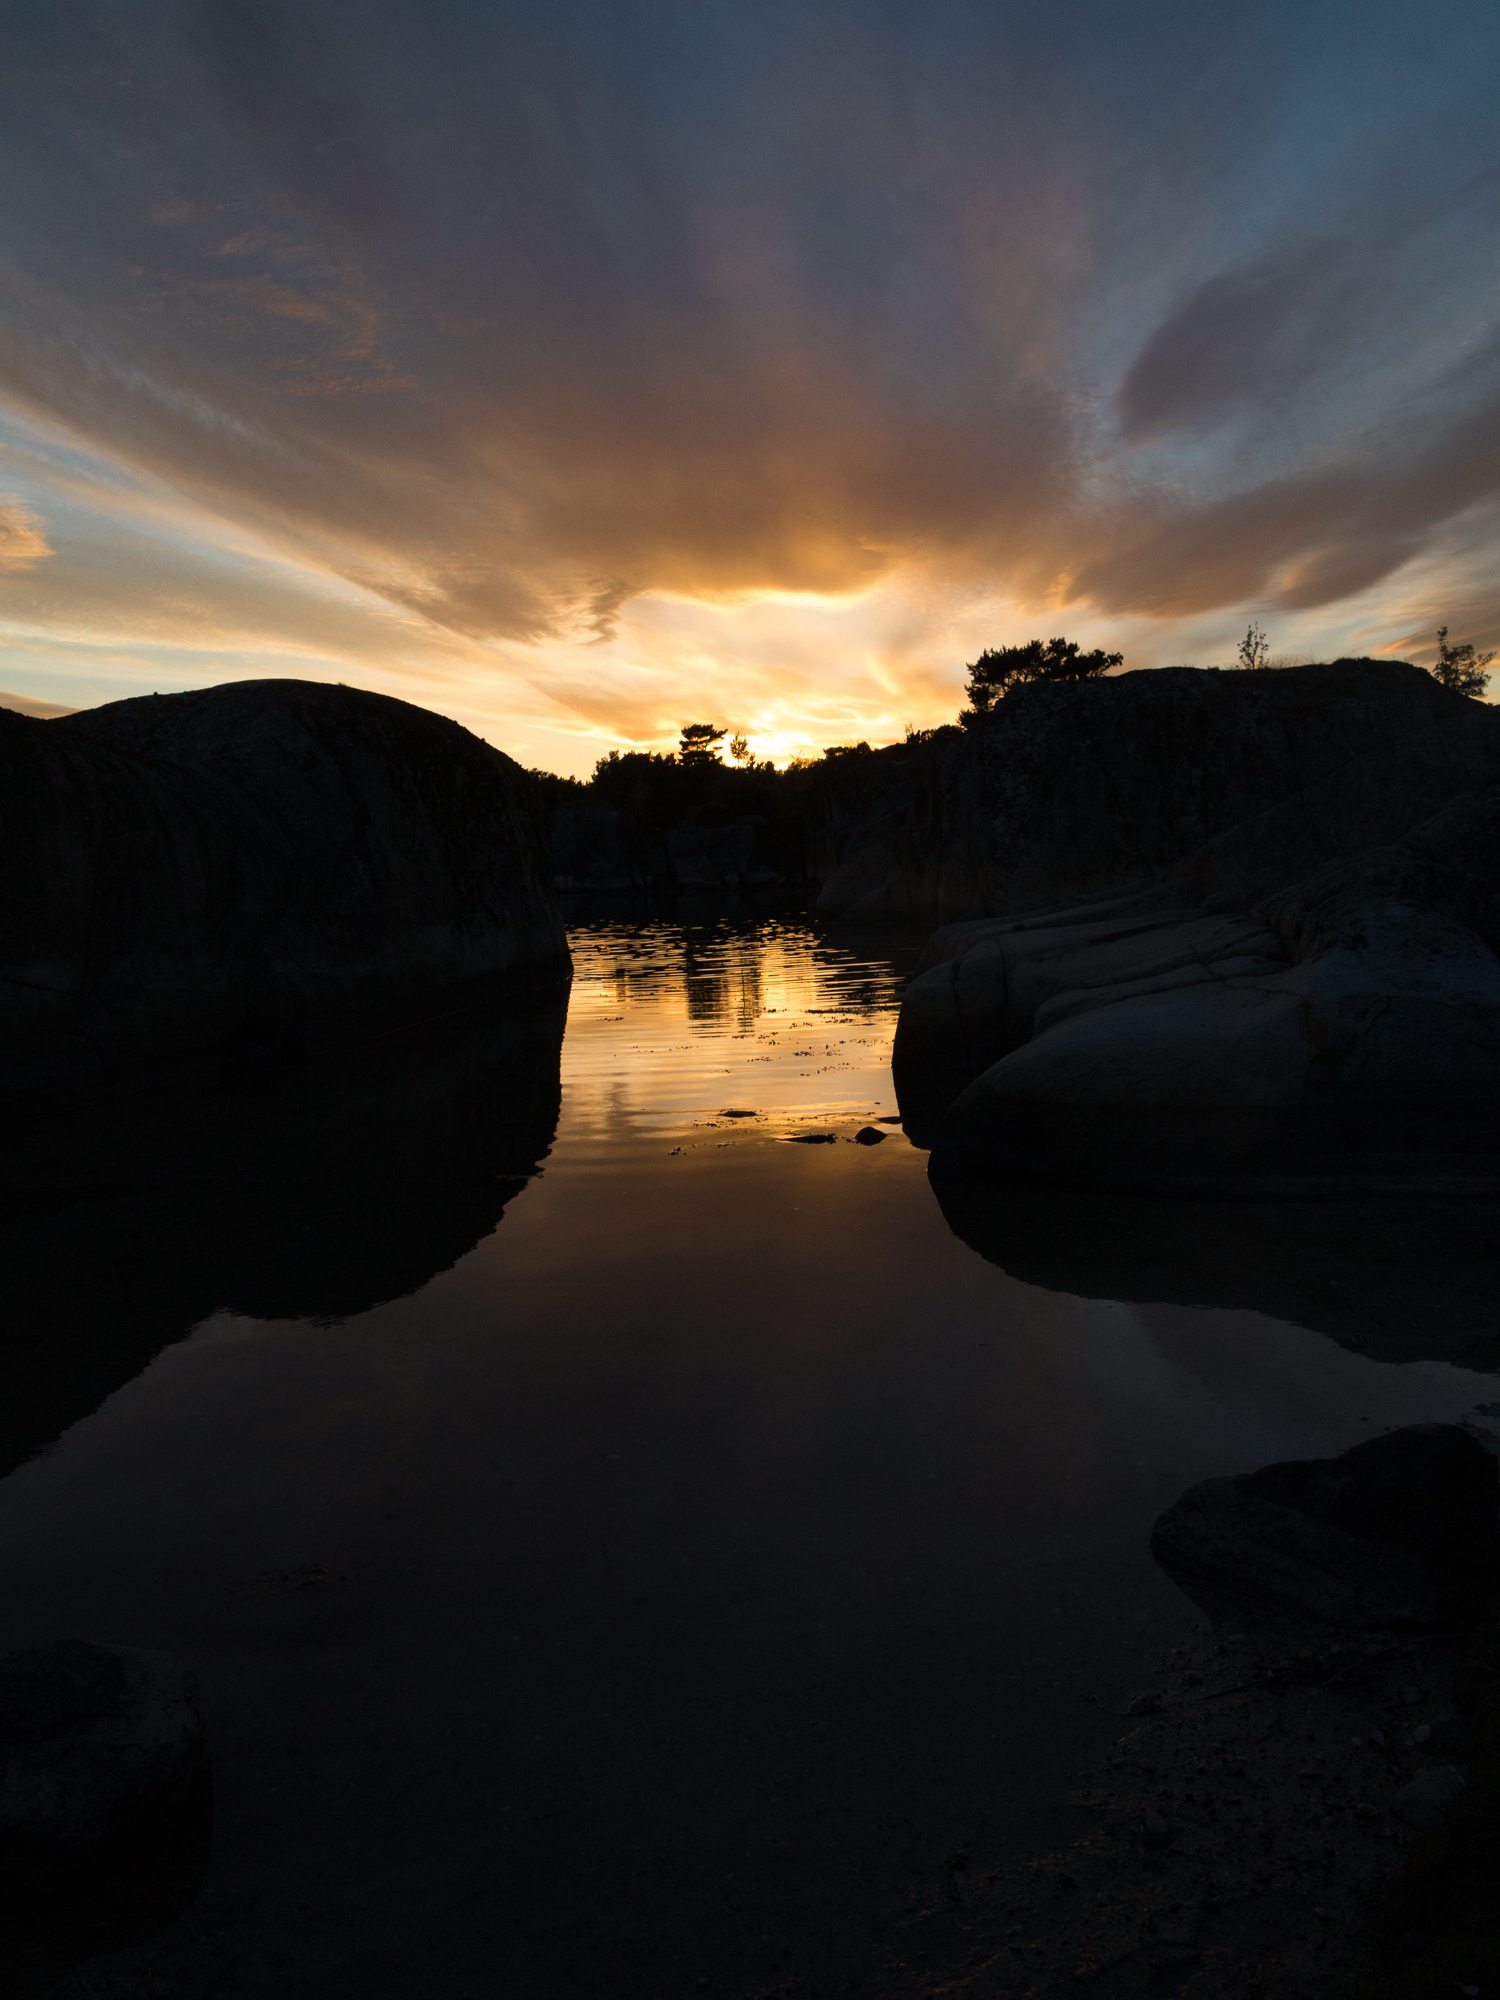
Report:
3,4,1498,769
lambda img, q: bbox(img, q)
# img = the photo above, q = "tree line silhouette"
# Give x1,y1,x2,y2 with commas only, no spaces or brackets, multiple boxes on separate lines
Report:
530,626,1493,837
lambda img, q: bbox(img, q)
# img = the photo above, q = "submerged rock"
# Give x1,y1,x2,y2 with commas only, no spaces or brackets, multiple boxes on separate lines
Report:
0,679,570,1098
0,1641,205,1876
0,1643,209,1995
1150,1425,1500,1628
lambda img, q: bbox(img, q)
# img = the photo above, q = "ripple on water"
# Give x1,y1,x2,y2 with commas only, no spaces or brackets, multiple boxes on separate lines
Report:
559,914,925,1144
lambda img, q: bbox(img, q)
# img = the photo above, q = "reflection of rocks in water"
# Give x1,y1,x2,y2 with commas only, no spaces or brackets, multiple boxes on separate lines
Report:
928,1168,1500,1369
589,910,915,1032
0,1000,565,1482
682,953,731,1024
681,931,764,1028
1,1640,210,2000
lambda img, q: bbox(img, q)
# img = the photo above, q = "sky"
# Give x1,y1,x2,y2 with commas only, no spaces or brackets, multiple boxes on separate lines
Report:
2,1,1498,774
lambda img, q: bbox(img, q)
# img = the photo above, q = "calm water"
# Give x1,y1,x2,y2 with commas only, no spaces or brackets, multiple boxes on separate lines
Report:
5,914,1498,1998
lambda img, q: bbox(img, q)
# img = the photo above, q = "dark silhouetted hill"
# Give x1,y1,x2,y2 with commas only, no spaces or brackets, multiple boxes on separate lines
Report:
1,679,570,1098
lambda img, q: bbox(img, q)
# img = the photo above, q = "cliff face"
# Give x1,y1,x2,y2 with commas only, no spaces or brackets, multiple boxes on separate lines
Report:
887,664,1500,1194
817,662,1499,919
1,679,571,1097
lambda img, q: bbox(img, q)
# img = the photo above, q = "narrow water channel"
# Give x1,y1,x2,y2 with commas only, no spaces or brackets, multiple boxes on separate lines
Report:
4,913,1496,1998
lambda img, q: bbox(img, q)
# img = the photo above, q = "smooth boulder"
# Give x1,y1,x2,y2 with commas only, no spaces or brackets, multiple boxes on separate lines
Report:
1150,1425,1500,1627
891,665,1500,1192
0,679,570,1097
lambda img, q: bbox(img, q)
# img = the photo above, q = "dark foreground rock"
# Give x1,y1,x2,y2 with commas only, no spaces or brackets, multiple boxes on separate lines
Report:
872,1616,1488,2000
1,1642,209,1997
889,662,1500,1191
49,1974,180,1999
0,679,570,1097
1389,1764,1468,1834
1151,1425,1500,1627
0,1642,204,1873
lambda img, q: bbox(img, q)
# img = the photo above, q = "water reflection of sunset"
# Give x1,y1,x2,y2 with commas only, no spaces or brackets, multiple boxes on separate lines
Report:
561,918,919,1140
5,916,1497,2000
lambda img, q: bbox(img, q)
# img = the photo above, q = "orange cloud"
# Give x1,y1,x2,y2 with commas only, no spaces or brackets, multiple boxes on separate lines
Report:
0,501,51,573
0,687,73,716
2,0,1498,770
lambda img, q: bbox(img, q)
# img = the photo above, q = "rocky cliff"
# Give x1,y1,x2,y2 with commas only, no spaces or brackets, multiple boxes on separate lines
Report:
819,661,1498,919
888,663,1500,1193
1,679,571,1097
